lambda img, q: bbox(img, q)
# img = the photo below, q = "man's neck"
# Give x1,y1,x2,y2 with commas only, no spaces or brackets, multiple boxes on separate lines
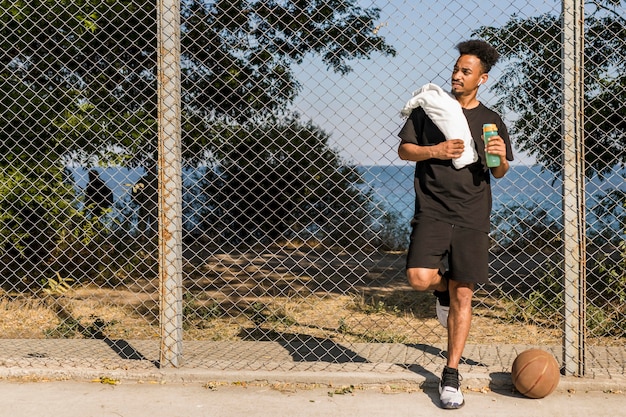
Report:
452,90,480,109
456,96,480,109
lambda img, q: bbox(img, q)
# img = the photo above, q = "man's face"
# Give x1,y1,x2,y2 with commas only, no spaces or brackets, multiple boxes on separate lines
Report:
451,54,484,97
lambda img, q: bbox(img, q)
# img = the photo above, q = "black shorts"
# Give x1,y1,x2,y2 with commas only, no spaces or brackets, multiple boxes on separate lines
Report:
406,217,489,284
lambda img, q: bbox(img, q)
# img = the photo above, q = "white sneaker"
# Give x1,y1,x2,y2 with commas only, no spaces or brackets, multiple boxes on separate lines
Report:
439,367,464,409
435,298,449,328
434,284,450,328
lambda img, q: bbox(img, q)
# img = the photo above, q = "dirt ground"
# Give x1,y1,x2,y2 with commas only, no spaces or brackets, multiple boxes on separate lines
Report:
0,243,571,348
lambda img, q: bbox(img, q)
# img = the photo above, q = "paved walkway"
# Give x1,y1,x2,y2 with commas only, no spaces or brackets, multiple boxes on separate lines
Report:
2,379,625,417
1,339,625,416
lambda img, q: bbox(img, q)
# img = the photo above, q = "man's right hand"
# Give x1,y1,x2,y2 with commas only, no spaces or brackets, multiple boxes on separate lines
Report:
398,139,465,163
436,139,465,160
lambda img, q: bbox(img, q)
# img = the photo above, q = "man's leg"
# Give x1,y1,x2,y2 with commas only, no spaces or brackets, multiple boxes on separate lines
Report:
439,279,473,409
446,280,474,368
405,218,451,294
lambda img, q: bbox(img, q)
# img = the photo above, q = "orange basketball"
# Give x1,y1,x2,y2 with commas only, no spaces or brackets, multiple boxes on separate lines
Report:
511,349,560,398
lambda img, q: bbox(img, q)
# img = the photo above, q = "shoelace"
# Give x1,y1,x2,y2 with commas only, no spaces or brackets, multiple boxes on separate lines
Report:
441,368,462,389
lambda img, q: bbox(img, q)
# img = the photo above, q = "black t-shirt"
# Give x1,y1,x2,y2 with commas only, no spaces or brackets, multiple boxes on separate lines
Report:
398,103,514,232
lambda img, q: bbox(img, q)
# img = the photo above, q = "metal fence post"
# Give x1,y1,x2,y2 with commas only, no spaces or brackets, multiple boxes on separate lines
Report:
561,0,586,377
157,0,184,368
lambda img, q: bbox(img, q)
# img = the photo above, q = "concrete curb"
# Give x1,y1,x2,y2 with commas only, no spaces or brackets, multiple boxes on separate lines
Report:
1,365,625,395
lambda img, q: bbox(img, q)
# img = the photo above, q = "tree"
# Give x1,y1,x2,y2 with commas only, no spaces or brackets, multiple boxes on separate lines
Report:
181,0,395,120
0,76,79,283
0,0,157,163
196,116,374,246
181,0,396,165
1,0,394,172
0,1,396,280
0,0,157,280
2,0,395,165
473,0,625,177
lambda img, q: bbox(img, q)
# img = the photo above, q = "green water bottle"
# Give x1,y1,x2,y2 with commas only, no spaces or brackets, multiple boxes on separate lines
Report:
482,124,501,168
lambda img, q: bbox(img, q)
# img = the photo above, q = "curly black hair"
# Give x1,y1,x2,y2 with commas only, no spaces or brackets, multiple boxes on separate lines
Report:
456,40,500,73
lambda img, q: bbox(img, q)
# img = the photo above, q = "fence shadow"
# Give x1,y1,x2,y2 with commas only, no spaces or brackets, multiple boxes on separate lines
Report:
103,338,158,367
47,296,158,366
403,343,489,368
239,328,369,363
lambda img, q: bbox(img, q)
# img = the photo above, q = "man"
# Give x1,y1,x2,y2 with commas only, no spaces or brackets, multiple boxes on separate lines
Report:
397,39,513,409
132,164,158,239
84,169,114,218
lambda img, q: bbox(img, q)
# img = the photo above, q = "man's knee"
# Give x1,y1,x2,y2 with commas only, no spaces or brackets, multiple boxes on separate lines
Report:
406,268,440,291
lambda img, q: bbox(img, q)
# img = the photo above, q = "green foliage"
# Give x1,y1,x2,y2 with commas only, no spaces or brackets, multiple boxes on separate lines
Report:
490,202,562,253
596,241,626,305
196,116,376,247
360,299,400,315
0,0,395,161
589,188,626,245
183,297,225,331
586,304,625,338
44,315,116,339
375,210,410,251
587,220,626,338
44,317,84,339
0,0,157,164
0,0,395,165
474,0,626,177
181,0,396,125
0,0,153,287
0,1,397,287
501,257,564,327
496,212,626,338
0,165,78,279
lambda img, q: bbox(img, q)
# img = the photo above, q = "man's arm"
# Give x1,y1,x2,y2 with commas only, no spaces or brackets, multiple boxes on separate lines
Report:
398,140,466,162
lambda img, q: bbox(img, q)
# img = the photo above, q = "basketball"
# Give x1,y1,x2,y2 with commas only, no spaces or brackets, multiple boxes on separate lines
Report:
511,349,560,398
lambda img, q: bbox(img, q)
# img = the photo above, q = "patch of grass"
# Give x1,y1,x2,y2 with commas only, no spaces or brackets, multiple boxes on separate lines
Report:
350,290,432,318
328,384,356,396
356,331,412,344
244,302,297,327
44,317,84,338
499,259,563,328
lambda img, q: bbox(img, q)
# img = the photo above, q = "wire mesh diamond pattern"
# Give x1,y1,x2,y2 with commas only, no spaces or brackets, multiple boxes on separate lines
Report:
0,0,623,374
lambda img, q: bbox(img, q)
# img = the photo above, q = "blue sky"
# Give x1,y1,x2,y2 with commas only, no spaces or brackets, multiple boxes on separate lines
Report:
289,0,560,166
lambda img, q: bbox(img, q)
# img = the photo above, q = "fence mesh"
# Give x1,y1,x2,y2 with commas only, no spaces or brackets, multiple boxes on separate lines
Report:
0,0,624,376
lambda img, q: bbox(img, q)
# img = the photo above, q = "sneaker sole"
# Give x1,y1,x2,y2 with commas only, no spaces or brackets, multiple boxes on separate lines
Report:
441,400,465,409
439,385,465,409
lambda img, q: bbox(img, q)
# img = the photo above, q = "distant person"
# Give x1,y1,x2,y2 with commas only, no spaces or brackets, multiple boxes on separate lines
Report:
84,169,113,218
132,164,158,238
397,40,514,409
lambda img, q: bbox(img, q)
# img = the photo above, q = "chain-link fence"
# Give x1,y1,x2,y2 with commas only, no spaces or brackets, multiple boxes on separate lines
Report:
0,0,624,377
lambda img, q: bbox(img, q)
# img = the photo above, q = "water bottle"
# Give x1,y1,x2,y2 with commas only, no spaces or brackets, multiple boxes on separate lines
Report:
482,124,501,168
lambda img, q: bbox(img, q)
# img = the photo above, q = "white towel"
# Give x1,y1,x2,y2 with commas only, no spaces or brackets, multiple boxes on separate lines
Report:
401,83,478,169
